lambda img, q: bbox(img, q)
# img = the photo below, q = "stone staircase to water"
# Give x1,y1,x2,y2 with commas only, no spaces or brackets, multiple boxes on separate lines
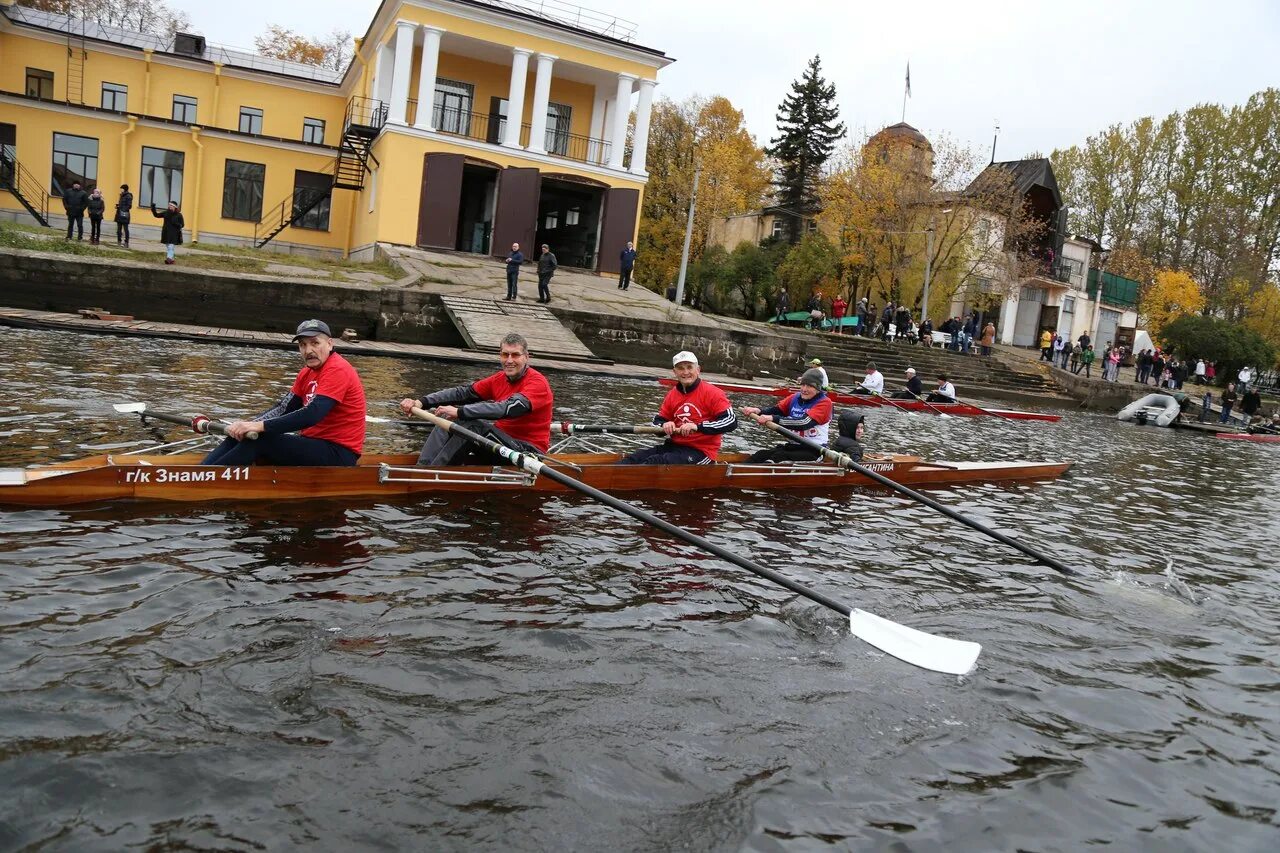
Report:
761,330,1067,403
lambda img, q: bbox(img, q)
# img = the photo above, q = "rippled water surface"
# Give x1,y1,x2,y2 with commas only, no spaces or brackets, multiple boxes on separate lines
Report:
1,328,1277,851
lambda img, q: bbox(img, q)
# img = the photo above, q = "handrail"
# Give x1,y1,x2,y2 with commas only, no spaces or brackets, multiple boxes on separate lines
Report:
252,158,336,247
0,151,51,225
399,105,616,167
344,96,388,134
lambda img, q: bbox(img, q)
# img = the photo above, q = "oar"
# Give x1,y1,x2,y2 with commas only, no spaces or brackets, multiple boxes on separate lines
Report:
558,423,666,435
411,407,980,675
855,382,924,417
898,386,955,419
743,413,1081,577
113,402,258,440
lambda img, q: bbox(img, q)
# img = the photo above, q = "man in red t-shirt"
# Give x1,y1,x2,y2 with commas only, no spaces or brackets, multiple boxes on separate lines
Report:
202,319,367,466
399,332,554,465
620,350,737,464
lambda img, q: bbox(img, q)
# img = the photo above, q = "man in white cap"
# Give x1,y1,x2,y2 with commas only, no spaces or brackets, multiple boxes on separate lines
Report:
621,351,737,464
893,367,924,399
202,319,367,466
800,357,830,390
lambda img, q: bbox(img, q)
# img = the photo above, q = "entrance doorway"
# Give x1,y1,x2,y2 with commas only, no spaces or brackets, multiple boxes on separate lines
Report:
455,164,497,254
535,177,604,269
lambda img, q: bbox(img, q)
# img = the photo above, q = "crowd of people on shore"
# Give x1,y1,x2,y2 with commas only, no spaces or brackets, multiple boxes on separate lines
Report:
785,292,997,357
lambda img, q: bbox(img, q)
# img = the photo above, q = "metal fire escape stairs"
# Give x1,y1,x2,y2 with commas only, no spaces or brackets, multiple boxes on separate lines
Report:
65,13,86,107
253,97,386,249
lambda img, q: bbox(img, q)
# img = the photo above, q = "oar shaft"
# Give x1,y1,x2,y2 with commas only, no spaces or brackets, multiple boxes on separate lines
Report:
419,409,850,615
559,423,666,435
138,409,256,440
751,416,1080,576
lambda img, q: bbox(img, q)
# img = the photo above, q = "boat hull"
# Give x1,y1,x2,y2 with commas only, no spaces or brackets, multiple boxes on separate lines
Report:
1215,432,1280,443
0,452,1074,507
659,379,1062,422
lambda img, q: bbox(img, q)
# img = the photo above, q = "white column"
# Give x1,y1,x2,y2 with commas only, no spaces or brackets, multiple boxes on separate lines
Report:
608,73,636,170
386,20,416,125
413,26,445,131
502,47,532,148
587,86,608,164
525,53,556,155
372,43,391,105
629,78,656,174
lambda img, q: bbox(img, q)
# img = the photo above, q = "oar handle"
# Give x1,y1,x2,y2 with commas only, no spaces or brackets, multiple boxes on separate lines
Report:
141,410,258,440
559,422,666,435
750,417,1081,576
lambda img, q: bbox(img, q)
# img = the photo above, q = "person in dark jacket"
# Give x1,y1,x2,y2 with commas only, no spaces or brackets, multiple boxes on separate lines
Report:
618,241,637,290
114,184,133,247
62,181,88,240
151,201,184,264
536,244,557,303
830,410,866,463
86,188,106,244
503,242,523,301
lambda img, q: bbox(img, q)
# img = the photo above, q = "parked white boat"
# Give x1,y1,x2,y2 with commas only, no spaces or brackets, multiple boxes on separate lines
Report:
1118,393,1182,427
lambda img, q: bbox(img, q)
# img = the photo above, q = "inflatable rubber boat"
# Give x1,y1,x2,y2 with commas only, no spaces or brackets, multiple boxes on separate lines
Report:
1118,393,1182,427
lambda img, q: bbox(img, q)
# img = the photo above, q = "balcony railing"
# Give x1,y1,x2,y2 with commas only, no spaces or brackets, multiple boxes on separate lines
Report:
405,102,615,167
344,96,388,137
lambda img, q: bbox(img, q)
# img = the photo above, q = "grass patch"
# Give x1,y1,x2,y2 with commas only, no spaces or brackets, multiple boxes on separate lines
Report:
0,222,129,258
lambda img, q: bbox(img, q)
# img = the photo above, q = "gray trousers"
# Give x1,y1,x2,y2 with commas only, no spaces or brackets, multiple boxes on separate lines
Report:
417,419,538,466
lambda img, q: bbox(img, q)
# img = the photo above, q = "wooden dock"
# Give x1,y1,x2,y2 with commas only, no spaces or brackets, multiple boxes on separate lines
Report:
438,295,602,362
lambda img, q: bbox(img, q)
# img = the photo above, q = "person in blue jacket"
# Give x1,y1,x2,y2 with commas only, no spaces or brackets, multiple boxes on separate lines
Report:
618,241,637,290
504,242,523,301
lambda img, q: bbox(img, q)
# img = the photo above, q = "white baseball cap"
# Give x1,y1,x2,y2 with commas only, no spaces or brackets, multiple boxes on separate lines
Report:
672,351,699,366
905,367,916,375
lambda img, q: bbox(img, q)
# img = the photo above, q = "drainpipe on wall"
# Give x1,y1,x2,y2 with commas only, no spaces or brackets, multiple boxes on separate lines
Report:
142,49,153,115
345,38,371,259
120,115,137,185
211,63,223,127
189,127,204,242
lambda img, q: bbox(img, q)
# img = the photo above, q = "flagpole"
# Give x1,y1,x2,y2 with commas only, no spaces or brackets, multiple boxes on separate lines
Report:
902,62,910,123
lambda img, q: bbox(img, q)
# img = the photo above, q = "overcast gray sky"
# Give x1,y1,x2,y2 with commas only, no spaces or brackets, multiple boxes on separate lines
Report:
180,0,1280,160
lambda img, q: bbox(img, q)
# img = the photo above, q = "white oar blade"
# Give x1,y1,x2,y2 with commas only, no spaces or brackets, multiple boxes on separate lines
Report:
113,402,147,413
849,608,980,675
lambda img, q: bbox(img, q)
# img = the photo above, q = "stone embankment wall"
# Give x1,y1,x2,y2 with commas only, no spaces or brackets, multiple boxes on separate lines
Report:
0,249,804,375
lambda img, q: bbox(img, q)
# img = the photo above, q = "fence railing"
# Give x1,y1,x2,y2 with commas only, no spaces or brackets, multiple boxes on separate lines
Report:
0,150,50,225
344,96,388,135
403,103,615,166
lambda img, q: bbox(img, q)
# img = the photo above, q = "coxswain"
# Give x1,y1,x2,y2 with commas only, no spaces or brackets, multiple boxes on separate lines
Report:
853,361,884,395
893,367,924,399
201,319,366,466
925,373,958,403
620,351,737,464
742,368,833,462
831,411,866,462
400,332,553,465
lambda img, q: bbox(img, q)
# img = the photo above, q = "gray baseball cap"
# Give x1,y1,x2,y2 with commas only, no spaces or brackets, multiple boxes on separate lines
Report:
292,319,331,341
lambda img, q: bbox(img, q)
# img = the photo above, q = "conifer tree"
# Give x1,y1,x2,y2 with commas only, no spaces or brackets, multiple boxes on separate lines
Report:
767,56,846,244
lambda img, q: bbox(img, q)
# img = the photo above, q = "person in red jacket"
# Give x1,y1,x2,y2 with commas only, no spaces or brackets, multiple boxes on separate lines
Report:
400,332,554,465
620,351,737,464
831,295,847,335
741,368,832,461
202,319,366,466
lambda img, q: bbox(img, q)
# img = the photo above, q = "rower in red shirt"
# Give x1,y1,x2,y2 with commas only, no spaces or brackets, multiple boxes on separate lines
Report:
620,350,737,464
202,318,367,466
399,331,554,465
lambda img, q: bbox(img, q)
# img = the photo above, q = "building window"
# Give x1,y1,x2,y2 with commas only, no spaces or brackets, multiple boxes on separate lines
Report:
51,132,98,196
140,147,185,208
434,78,475,135
222,159,265,221
292,170,331,231
26,68,54,100
101,82,127,112
544,211,559,229
805,219,818,234
545,102,572,155
566,208,580,226
238,107,263,135
302,117,325,145
172,95,197,124
770,219,784,239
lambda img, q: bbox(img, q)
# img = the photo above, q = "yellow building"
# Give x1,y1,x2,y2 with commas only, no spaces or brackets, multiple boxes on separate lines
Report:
0,0,670,268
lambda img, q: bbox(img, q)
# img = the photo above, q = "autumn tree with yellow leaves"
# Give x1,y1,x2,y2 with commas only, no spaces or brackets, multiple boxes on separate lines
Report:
637,95,772,298
254,25,352,71
1142,269,1206,339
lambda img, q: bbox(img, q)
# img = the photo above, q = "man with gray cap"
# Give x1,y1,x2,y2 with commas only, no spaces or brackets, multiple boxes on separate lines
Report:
620,350,736,464
202,319,367,466
741,367,832,462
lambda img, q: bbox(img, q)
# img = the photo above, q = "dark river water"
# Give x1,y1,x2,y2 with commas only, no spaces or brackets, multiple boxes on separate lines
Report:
0,327,1277,851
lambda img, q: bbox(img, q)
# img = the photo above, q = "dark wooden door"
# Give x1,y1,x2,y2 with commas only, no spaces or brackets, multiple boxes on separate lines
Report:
597,187,639,274
416,152,465,249
491,167,539,259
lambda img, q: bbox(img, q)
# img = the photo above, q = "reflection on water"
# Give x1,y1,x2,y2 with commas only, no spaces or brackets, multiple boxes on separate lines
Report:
1,327,1277,850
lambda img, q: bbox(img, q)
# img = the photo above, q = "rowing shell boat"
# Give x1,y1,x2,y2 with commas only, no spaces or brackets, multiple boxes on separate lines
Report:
1214,432,1280,444
661,379,1063,422
0,452,1072,507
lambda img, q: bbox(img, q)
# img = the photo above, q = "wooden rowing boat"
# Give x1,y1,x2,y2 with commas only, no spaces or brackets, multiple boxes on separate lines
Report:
661,379,1063,422
0,452,1073,507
